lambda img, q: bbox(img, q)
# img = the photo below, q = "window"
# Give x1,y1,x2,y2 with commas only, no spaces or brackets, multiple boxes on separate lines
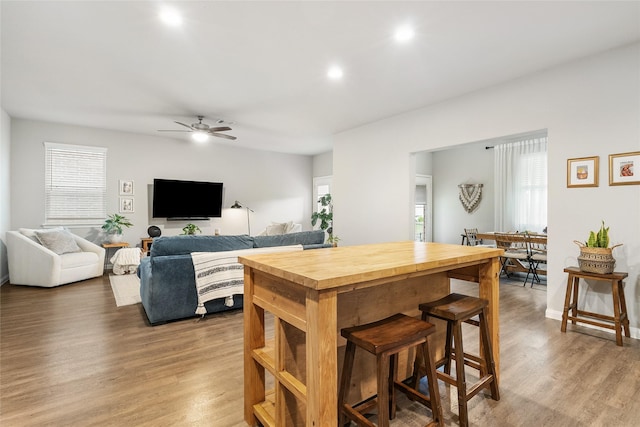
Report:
494,135,547,233
414,175,432,242
313,175,332,214
44,142,107,226
514,150,547,232
415,204,425,242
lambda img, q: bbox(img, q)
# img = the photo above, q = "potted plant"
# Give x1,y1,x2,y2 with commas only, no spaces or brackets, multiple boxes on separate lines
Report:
574,221,622,274
102,213,133,243
311,194,335,243
327,234,341,247
182,223,201,235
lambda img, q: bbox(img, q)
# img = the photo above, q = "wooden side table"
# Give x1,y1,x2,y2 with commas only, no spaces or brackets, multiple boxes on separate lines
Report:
141,238,153,256
561,267,630,346
102,242,130,270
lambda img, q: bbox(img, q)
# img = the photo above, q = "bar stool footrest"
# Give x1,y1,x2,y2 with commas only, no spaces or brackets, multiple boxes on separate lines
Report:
394,381,433,409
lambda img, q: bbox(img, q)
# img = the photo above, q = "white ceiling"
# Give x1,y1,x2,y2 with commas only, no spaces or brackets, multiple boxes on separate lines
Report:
2,1,639,155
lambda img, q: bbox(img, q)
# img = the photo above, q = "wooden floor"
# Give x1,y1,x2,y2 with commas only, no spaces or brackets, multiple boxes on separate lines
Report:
1,274,639,426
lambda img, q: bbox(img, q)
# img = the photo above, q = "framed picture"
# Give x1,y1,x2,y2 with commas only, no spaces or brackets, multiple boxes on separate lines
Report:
119,197,134,213
567,156,599,188
609,151,640,186
119,180,134,195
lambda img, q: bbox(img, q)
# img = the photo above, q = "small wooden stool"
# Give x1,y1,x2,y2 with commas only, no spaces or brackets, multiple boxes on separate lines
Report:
561,267,630,346
338,313,443,427
417,293,500,427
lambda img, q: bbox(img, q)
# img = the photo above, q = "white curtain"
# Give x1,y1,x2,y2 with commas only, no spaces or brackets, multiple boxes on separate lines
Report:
494,136,547,233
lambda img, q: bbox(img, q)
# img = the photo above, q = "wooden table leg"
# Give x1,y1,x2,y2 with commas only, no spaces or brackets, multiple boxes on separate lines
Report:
617,280,631,338
611,279,623,346
306,289,337,426
478,257,500,381
561,273,574,332
244,268,265,426
571,277,579,324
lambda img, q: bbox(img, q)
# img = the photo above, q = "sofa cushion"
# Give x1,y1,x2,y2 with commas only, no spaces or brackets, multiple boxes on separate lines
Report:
34,229,82,255
253,230,325,248
150,235,255,257
60,251,99,268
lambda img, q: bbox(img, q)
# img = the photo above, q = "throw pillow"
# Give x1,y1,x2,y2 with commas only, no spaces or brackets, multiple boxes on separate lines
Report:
34,229,82,255
20,227,63,243
284,221,302,234
265,222,287,236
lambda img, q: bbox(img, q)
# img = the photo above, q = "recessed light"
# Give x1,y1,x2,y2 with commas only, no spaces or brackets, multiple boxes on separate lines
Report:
327,66,344,80
159,7,183,27
394,25,415,43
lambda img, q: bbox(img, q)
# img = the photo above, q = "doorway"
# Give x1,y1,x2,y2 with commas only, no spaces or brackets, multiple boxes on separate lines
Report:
415,175,432,242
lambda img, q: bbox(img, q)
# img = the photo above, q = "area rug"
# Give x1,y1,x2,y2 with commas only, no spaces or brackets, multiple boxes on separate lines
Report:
109,274,141,307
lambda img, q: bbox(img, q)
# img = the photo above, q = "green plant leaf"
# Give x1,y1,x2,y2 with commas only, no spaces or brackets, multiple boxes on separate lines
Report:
312,193,333,232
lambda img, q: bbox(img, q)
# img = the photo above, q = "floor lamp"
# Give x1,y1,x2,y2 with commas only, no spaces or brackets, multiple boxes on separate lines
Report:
231,200,254,235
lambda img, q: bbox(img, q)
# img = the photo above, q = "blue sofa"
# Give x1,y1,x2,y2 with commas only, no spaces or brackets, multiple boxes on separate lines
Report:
138,230,328,325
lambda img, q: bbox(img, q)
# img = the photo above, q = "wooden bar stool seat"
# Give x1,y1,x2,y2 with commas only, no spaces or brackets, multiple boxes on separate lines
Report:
338,313,444,427
417,293,500,427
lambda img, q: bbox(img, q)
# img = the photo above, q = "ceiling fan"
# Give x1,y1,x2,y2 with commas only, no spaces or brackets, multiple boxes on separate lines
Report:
158,116,237,142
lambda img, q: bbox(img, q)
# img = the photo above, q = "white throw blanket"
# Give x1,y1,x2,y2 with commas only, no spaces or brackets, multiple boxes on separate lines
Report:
110,247,142,275
191,245,303,315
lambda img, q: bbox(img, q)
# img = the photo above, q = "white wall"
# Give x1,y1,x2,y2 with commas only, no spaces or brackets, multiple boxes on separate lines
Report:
415,151,432,175
334,43,640,335
0,109,10,284
10,119,313,245
312,150,333,177
431,140,495,244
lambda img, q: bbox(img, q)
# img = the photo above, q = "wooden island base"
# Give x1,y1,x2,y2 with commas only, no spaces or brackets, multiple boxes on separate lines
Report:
240,241,502,427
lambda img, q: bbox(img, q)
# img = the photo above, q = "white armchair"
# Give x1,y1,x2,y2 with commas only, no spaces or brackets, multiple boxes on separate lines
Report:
7,230,105,287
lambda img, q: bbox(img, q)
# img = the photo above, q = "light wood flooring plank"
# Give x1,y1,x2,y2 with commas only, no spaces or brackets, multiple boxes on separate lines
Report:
1,275,639,426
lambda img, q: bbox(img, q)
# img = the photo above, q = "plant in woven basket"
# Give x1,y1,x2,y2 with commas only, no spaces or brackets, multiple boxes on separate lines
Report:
574,221,622,274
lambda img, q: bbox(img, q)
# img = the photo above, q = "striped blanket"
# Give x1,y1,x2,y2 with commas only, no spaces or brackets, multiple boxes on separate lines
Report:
191,245,303,315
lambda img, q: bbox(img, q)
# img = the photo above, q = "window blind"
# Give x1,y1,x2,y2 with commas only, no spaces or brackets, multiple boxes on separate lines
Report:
44,142,107,225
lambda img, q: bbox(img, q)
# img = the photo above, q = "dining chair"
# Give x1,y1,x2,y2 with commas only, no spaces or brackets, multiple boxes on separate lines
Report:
464,228,494,247
493,232,529,282
525,232,547,287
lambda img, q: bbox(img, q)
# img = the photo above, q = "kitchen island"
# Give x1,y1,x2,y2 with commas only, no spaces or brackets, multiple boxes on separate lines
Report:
239,241,502,427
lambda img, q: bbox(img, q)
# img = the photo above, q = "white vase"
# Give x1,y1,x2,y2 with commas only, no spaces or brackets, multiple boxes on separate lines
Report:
108,233,123,243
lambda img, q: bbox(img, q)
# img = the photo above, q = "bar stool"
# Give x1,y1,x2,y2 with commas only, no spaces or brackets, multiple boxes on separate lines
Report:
338,313,444,427
416,293,499,427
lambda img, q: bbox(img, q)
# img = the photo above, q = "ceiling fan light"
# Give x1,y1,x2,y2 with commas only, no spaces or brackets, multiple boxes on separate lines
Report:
192,131,209,143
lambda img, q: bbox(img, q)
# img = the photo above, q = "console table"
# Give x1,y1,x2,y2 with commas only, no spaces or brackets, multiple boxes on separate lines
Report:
561,267,630,346
239,241,502,426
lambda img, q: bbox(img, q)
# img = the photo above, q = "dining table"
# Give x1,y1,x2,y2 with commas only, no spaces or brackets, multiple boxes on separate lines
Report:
239,241,503,427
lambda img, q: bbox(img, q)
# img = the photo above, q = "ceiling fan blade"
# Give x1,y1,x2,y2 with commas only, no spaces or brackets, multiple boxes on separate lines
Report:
210,133,237,141
174,121,194,130
207,126,232,132
157,130,192,132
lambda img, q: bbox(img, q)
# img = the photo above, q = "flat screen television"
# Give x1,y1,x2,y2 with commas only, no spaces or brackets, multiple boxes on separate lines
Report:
152,178,223,220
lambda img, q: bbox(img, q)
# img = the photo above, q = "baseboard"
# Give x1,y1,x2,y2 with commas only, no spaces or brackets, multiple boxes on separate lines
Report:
546,308,639,340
